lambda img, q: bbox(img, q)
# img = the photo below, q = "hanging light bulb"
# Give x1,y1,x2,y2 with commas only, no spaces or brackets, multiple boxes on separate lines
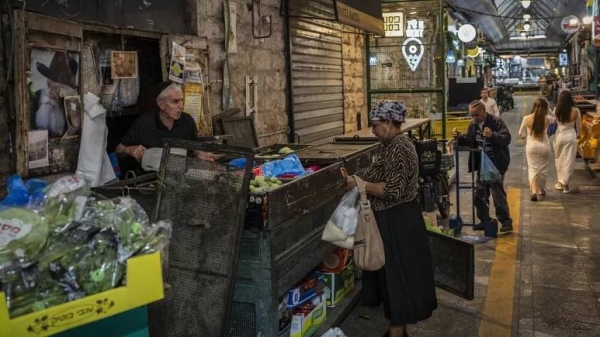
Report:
523,13,531,21
523,21,531,31
521,0,532,9
583,15,593,24
520,31,527,37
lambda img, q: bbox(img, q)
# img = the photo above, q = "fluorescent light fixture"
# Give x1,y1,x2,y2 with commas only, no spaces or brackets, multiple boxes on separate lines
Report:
410,11,417,15
523,14,531,21
510,34,546,40
523,21,531,30
583,15,593,24
521,0,531,9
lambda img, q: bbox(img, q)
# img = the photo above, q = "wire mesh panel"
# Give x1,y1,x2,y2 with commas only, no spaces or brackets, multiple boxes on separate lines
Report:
428,231,475,300
370,92,443,119
368,0,444,121
149,139,254,337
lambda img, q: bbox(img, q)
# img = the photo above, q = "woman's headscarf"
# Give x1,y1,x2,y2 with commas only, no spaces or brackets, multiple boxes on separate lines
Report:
369,101,407,123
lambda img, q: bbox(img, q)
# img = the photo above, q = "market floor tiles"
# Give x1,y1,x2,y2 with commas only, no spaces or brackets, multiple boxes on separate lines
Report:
340,96,600,337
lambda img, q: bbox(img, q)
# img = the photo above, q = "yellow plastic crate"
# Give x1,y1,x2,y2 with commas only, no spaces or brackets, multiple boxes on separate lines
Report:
0,252,164,337
433,118,472,139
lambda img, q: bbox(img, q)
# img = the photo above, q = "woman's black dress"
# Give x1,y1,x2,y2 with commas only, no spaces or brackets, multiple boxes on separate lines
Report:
360,134,438,325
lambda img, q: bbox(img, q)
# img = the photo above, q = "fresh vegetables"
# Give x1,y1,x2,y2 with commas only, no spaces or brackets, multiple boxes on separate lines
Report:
0,175,172,318
249,176,283,194
278,147,293,155
0,208,48,268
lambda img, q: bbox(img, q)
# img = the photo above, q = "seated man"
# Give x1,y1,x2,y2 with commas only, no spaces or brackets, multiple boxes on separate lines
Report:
116,82,217,172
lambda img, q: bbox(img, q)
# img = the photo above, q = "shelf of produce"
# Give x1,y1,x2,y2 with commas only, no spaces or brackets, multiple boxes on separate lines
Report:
0,252,164,337
313,280,362,337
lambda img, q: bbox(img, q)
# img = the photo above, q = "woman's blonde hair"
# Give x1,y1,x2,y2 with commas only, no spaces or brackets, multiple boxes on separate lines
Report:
530,97,549,141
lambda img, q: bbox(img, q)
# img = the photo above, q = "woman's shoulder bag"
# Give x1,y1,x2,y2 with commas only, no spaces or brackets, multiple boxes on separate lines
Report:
352,175,385,271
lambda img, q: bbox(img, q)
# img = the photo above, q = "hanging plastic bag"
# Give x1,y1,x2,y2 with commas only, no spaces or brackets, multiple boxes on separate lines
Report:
480,150,501,185
322,188,359,249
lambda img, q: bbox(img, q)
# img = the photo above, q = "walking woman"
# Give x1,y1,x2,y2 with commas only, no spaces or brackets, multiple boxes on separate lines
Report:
346,101,437,337
553,90,582,193
519,97,555,201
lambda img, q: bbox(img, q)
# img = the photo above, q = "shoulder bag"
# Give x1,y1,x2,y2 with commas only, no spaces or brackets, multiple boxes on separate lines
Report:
352,176,385,271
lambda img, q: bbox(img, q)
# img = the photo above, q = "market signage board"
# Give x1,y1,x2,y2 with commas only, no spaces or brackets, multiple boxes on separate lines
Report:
383,12,404,37
559,53,569,66
402,19,425,72
336,0,385,36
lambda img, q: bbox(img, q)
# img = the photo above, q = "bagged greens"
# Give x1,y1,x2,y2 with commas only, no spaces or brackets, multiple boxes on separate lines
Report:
0,177,172,319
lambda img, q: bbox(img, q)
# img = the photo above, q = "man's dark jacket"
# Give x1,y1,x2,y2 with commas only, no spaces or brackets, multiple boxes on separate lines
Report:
456,113,511,174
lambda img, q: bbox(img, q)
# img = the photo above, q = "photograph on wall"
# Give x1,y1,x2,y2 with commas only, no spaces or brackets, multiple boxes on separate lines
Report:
111,51,138,79
28,130,49,169
30,49,80,139
63,95,82,139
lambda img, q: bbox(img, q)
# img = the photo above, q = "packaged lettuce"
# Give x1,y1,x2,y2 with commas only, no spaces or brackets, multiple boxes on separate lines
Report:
41,175,90,235
0,208,48,269
73,230,125,295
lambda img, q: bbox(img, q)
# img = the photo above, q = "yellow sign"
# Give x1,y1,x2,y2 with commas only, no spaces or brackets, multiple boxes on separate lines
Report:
336,2,385,36
382,12,404,37
0,253,164,337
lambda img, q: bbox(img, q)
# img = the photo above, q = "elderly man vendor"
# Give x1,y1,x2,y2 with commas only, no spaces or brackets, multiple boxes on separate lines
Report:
116,82,217,171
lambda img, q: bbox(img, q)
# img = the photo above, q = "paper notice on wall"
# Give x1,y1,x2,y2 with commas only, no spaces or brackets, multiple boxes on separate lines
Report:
169,42,186,83
28,130,49,169
184,83,204,128
185,62,203,84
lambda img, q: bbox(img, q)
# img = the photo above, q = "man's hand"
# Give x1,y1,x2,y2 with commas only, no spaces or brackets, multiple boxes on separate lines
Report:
482,127,493,139
451,128,460,138
127,145,147,162
197,151,221,161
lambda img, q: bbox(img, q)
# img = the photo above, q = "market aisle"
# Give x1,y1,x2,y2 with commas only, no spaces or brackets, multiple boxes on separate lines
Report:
341,96,600,337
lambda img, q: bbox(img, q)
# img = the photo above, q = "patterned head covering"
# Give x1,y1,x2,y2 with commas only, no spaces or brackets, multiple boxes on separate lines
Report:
369,101,407,123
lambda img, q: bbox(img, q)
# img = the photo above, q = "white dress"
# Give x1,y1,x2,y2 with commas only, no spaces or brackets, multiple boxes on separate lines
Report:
519,116,554,194
554,109,582,186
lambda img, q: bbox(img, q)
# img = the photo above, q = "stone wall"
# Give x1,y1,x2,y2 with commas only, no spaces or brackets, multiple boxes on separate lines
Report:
342,26,368,134
197,0,288,145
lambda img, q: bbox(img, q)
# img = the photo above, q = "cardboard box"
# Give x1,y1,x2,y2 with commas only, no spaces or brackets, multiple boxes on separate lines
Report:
290,297,326,337
323,262,355,307
285,272,325,309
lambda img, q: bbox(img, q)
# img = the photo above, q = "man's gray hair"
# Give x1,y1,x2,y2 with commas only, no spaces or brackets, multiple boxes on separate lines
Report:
157,83,182,102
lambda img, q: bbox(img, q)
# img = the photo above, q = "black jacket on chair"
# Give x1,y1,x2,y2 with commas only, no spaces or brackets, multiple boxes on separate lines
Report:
456,114,512,175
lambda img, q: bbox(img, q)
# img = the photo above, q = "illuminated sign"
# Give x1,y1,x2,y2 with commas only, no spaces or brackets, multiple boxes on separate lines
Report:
561,15,580,34
402,19,425,72
559,53,569,66
383,12,404,37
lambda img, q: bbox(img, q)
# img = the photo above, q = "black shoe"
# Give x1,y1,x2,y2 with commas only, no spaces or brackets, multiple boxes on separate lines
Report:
382,331,409,337
472,223,485,230
530,194,538,202
500,224,513,233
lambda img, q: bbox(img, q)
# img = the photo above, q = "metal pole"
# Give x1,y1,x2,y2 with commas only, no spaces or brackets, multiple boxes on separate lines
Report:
284,0,295,143
366,36,372,127
440,0,447,144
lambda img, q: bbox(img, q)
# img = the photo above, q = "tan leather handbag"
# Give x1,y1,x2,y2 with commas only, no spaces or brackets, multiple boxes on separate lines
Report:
352,175,385,271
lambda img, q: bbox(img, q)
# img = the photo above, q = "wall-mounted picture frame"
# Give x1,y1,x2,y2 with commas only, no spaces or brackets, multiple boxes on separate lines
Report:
111,50,138,79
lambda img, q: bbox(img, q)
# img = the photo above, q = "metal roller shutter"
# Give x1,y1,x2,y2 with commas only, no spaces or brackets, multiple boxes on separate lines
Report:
289,0,344,144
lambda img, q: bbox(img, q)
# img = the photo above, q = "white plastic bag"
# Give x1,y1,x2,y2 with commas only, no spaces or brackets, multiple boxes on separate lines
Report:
322,188,359,248
320,328,347,337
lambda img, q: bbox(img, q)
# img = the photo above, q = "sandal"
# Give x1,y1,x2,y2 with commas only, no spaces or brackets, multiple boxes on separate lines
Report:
530,194,538,202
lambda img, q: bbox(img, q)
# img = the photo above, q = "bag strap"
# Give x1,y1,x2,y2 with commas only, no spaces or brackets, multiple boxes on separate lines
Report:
353,175,369,204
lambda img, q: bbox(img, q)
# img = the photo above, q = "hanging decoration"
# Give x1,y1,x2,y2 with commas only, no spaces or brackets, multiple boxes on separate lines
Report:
402,19,425,72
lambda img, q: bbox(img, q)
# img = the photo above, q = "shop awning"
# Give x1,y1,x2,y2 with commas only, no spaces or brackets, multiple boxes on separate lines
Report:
335,0,385,35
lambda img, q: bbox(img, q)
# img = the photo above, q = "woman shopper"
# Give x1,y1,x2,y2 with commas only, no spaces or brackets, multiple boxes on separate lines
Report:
346,101,437,337
519,97,555,201
553,90,582,193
